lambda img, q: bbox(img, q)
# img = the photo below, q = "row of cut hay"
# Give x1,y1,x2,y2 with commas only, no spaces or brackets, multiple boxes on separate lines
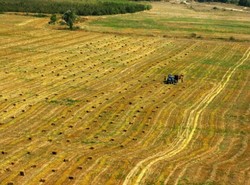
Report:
1,19,249,184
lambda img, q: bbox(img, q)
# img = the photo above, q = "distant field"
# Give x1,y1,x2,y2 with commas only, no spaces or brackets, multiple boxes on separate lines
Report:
83,2,250,41
0,2,250,185
90,17,250,35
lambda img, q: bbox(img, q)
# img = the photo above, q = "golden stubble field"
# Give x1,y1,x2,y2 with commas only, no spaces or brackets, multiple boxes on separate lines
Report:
0,2,250,185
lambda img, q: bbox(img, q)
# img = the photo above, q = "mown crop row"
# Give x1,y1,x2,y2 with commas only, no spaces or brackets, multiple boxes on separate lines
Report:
0,0,151,15
0,13,249,185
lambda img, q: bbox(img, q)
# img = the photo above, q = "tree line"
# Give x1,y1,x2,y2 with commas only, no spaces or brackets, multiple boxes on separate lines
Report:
197,0,250,7
0,0,152,15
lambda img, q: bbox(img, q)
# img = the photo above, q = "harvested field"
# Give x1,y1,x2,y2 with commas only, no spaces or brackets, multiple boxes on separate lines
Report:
0,2,250,185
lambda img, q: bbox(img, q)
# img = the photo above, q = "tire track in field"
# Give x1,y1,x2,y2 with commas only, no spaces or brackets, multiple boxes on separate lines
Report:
166,44,245,183
137,44,230,149
115,43,226,164
74,42,226,182
123,47,250,185
141,48,250,184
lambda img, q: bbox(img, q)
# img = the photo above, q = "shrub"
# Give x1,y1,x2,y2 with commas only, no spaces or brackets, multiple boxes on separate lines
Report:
49,14,57,24
239,0,250,6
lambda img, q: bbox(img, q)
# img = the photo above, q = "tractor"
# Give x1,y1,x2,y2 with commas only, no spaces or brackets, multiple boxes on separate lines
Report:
164,74,183,84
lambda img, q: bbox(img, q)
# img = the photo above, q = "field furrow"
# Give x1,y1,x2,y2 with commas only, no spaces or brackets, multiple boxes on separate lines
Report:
0,6,249,184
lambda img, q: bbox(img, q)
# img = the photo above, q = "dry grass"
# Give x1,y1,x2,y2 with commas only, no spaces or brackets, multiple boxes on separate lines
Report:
0,2,250,185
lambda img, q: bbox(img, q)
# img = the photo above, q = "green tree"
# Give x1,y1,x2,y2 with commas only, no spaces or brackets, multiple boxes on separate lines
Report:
62,10,77,30
49,14,57,24
239,0,250,6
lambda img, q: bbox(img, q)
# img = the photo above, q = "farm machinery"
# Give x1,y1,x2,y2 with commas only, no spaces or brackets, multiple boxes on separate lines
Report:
164,74,184,84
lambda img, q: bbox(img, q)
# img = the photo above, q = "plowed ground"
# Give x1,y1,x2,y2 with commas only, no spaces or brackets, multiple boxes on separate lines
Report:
0,3,250,185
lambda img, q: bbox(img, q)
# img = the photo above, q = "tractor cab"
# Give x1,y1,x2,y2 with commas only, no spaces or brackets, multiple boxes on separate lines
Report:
164,74,183,84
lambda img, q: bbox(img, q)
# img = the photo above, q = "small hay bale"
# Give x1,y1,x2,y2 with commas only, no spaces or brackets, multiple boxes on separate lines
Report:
19,171,25,176
40,179,46,183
